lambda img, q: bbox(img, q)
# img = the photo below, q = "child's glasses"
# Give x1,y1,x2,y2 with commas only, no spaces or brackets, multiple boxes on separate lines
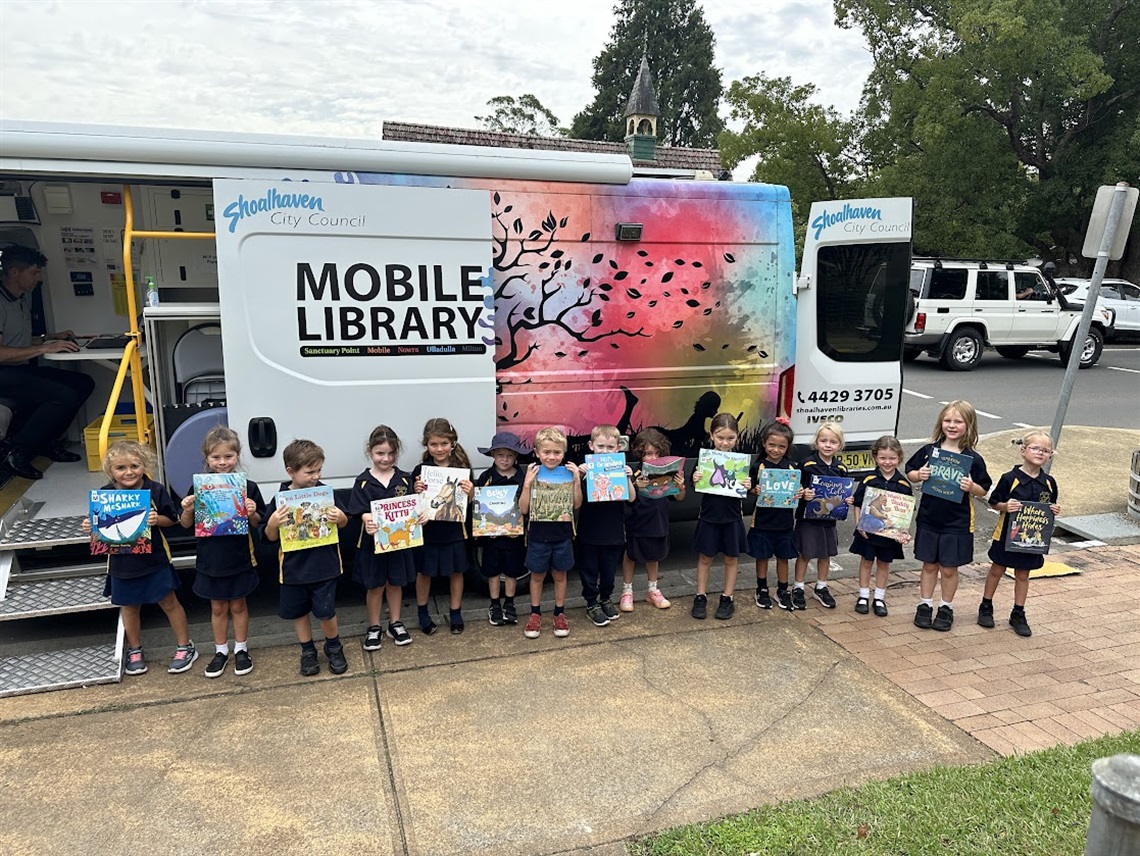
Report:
1025,446,1054,456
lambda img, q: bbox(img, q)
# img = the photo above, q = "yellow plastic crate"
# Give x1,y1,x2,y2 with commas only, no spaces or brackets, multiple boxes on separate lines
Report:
84,413,155,471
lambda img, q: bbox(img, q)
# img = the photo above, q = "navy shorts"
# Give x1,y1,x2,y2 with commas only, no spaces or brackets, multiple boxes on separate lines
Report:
849,533,904,563
527,538,574,574
747,528,798,560
913,528,973,568
105,565,178,606
278,577,338,621
693,519,748,558
480,538,527,578
987,540,1045,572
193,567,259,602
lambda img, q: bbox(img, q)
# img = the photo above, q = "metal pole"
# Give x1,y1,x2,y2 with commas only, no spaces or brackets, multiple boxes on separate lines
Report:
1046,182,1130,472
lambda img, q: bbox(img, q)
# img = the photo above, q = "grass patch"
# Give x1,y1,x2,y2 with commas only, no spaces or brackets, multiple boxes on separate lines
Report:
633,730,1140,856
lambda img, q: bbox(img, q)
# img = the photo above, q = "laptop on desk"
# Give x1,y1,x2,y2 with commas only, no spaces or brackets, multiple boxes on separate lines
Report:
82,335,132,350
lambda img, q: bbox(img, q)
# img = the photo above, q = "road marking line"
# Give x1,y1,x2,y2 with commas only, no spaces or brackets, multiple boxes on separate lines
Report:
903,388,932,399
900,438,931,444
975,409,1001,419
1107,366,1140,374
1014,422,1035,429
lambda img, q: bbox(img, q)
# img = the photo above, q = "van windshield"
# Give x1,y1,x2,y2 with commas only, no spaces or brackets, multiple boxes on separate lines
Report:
815,242,911,362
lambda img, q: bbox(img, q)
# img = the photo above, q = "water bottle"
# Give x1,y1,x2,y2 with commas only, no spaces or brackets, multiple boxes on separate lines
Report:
145,276,160,307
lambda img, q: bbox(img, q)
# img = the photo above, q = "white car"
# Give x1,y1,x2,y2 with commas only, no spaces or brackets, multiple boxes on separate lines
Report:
1056,278,1140,339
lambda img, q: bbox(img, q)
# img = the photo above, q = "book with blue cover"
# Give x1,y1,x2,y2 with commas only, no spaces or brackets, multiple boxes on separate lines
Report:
694,448,750,498
192,473,248,537
756,468,799,510
473,485,524,537
585,452,628,502
923,447,971,501
90,489,151,555
277,485,338,553
805,476,855,521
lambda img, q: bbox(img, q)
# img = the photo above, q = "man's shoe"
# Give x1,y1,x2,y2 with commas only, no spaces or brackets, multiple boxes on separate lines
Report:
775,588,794,611
714,595,735,620
855,597,870,615
691,593,708,620
586,604,610,626
233,649,254,676
1009,610,1033,638
755,588,773,609
325,641,348,674
932,605,954,632
792,587,807,610
872,598,889,617
203,651,229,678
814,585,837,609
363,626,383,651
300,648,320,676
44,442,82,463
914,603,934,629
977,601,995,628
387,621,413,646
2,449,42,480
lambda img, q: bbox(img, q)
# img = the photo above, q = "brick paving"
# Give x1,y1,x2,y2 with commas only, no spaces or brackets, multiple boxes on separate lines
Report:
807,544,1140,756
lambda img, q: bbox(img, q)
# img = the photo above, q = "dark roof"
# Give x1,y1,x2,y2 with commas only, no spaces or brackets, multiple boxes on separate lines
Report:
625,54,660,118
382,121,723,173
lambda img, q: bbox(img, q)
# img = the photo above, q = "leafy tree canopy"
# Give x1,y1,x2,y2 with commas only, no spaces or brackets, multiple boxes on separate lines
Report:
475,94,567,137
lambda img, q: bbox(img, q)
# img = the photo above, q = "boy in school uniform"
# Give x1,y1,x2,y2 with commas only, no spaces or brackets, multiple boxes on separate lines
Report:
263,439,350,676
474,431,529,625
577,425,635,626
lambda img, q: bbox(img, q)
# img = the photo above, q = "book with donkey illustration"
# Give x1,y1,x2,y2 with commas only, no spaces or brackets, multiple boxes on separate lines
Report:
419,466,470,523
370,495,423,553
694,449,749,498
192,472,248,537
473,486,524,537
90,489,151,555
277,485,338,553
855,487,915,543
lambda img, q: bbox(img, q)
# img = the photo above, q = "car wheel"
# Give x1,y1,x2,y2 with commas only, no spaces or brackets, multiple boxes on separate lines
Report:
939,328,983,371
1059,326,1104,369
902,347,922,363
996,346,1030,359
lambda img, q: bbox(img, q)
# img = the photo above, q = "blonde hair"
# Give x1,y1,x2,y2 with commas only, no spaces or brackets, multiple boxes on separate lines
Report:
590,424,621,442
102,440,157,481
932,400,980,450
535,427,567,451
813,421,845,450
1016,430,1054,455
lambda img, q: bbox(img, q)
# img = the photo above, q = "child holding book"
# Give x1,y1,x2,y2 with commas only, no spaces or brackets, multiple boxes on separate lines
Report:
691,413,752,621
905,400,992,632
577,424,635,626
263,439,350,676
850,435,912,618
349,425,417,650
518,427,582,638
474,431,528,626
82,440,196,676
411,418,474,635
178,426,264,677
977,431,1060,637
622,428,686,612
748,419,802,611
793,422,851,610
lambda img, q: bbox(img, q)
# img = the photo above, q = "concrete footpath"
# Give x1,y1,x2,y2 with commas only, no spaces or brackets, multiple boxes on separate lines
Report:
1,430,1139,855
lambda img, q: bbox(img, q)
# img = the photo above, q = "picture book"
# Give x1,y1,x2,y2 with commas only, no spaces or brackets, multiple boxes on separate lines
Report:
693,448,750,498
370,495,423,553
637,456,683,499
856,487,915,543
923,447,971,501
90,489,151,555
756,468,799,510
530,466,575,523
585,452,628,502
419,466,470,523
192,472,248,537
1005,501,1056,554
473,485,524,537
805,476,855,521
277,485,338,553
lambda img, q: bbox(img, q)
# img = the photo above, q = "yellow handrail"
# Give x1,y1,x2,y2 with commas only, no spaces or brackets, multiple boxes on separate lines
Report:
97,338,139,458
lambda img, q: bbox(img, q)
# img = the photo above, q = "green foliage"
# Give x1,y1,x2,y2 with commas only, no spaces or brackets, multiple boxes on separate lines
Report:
633,730,1140,855
475,94,567,137
571,0,723,147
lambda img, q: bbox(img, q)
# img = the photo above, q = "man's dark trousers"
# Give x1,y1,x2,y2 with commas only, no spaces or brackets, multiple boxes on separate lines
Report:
0,364,95,454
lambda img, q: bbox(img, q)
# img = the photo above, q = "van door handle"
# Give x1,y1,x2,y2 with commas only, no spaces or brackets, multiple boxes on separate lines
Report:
248,417,277,458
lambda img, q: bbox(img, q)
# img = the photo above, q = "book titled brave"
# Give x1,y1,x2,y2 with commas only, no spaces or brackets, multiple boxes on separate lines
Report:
370,495,423,553
805,476,855,521
694,449,750,498
756,468,799,509
277,485,338,553
192,473,248,537
856,487,915,543
1005,501,1056,554
637,456,683,499
90,489,151,555
923,448,972,501
419,466,470,523
473,486,524,537
530,466,575,523
585,452,628,502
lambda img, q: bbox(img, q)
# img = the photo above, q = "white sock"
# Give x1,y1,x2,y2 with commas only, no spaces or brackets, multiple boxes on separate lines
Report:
874,588,886,601
647,580,658,592
234,641,248,652
215,643,229,655
940,600,954,610
794,581,805,590
921,598,934,607
859,587,870,599
816,581,829,590
624,582,635,594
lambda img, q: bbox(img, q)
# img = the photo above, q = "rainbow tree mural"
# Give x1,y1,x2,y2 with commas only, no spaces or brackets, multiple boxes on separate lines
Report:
338,172,795,456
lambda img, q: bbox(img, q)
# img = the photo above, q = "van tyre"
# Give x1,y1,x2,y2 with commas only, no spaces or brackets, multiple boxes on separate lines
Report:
940,328,983,371
996,346,1030,359
1058,326,1104,369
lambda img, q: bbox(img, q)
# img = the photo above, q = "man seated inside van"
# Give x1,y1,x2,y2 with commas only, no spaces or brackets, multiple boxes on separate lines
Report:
0,245,93,480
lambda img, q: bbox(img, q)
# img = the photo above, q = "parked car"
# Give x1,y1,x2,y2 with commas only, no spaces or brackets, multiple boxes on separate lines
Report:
1055,278,1140,340
904,259,1113,371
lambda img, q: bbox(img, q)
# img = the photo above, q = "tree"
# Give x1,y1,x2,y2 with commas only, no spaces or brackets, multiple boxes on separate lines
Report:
475,94,567,137
571,0,723,147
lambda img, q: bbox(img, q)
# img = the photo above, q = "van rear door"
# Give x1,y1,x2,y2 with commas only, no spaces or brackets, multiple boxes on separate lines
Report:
789,198,913,469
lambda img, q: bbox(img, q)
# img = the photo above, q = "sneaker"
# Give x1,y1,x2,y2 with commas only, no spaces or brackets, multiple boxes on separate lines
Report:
1009,610,1032,638
124,647,147,676
872,599,888,618
300,648,320,676
646,588,671,609
168,642,198,674
714,595,735,620
553,613,570,638
620,591,635,612
488,602,505,626
755,588,773,609
855,597,870,615
204,651,229,678
977,601,995,629
524,613,542,639
363,625,383,651
775,589,794,611
325,641,348,674
586,604,610,626
450,617,465,635
502,602,519,625
691,593,708,620
814,586,837,609
387,621,413,646
914,603,934,629
600,599,620,621
792,587,807,610
233,649,254,676
419,616,438,636
932,605,954,632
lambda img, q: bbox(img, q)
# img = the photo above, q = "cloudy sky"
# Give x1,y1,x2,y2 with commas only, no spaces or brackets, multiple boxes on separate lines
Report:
0,0,870,142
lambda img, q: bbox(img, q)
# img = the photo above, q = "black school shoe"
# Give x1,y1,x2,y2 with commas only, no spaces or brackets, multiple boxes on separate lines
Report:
300,648,320,676
324,641,348,674
755,588,773,609
914,603,934,629
872,599,889,618
775,588,794,611
691,593,708,620
932,605,954,632
855,597,870,615
387,621,413,646
714,595,735,620
814,586,837,609
791,587,807,610
1009,609,1033,637
977,601,995,628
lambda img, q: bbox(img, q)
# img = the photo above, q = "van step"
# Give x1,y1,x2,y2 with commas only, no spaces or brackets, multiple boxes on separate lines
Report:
0,643,121,698
0,576,113,620
0,515,88,550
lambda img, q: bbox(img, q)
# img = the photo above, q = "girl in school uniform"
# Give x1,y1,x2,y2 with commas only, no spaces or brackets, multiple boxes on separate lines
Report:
349,424,418,650
793,422,852,610
622,428,686,612
849,435,912,618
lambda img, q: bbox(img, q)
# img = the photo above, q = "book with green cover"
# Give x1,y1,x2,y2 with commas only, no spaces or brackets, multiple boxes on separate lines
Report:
693,448,750,498
530,466,575,523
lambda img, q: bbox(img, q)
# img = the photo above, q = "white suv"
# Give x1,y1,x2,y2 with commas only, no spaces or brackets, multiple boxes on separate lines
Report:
904,259,1112,371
